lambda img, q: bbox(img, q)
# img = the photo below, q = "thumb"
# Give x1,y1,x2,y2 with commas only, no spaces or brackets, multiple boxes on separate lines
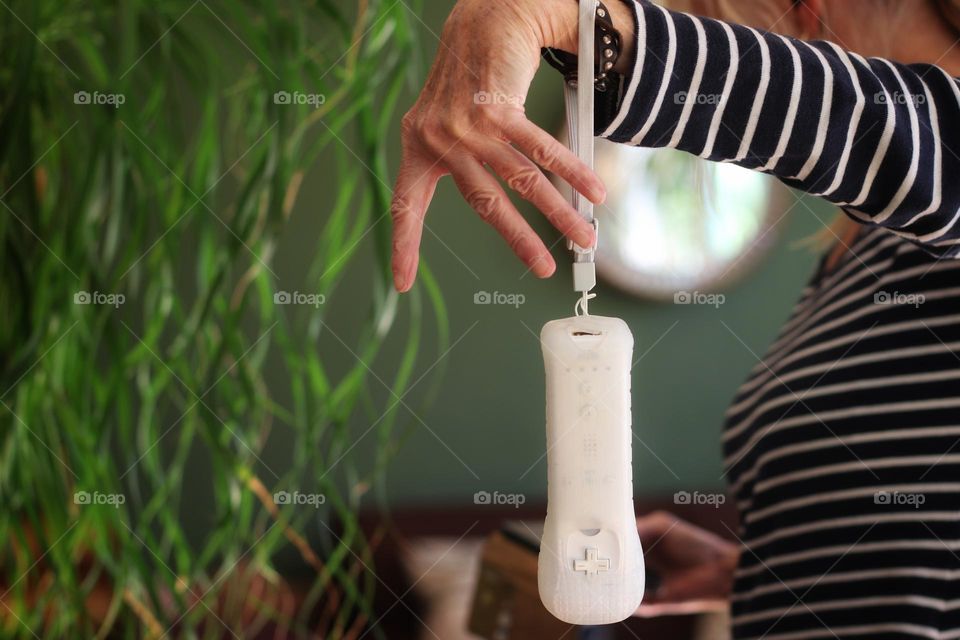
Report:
653,566,731,604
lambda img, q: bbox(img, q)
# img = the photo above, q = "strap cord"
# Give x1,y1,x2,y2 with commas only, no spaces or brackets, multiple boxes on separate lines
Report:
565,0,599,310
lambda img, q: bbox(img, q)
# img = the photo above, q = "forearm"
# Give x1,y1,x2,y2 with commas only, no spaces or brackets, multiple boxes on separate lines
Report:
595,0,960,257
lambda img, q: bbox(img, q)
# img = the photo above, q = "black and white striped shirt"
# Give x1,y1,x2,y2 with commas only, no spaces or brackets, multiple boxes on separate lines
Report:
595,1,960,637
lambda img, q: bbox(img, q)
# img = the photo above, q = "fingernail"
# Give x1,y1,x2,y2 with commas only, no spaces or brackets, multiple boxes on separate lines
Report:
577,228,595,248
394,255,416,292
517,239,540,272
590,181,607,204
530,254,555,278
392,261,406,292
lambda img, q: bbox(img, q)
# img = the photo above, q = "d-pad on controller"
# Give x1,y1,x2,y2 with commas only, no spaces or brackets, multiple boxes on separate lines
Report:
574,548,611,575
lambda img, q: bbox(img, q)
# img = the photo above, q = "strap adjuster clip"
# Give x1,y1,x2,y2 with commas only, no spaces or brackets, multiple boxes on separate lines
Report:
569,218,598,294
567,217,599,262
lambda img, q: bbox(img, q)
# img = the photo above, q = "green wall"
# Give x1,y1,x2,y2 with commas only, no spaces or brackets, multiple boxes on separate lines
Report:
372,179,826,507
282,1,831,509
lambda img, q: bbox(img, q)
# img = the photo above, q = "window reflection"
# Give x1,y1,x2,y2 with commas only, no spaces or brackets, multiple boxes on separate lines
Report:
588,139,780,299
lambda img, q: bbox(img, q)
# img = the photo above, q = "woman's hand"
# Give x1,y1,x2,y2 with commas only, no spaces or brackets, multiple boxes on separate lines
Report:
390,0,611,292
637,511,740,605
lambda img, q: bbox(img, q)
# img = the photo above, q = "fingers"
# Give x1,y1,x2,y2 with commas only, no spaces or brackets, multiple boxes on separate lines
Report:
447,152,556,278
651,566,729,604
472,137,596,248
503,117,607,205
391,153,442,292
391,112,601,291
636,511,679,545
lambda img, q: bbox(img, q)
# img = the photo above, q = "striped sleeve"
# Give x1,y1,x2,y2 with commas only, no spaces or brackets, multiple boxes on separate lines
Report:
598,0,960,257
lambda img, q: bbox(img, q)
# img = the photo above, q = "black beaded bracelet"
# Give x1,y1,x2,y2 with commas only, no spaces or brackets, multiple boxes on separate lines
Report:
541,1,622,92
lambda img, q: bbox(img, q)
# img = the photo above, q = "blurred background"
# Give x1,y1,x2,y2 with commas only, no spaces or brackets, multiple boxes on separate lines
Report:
0,0,833,638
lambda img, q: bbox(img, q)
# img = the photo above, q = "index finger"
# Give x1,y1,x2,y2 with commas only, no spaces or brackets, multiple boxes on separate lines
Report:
503,117,607,205
391,154,442,292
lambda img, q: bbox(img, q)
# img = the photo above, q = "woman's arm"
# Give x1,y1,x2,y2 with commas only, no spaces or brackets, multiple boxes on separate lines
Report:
602,0,960,256
389,0,960,292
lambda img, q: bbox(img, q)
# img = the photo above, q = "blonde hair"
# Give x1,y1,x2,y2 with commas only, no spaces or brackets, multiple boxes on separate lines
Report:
935,0,960,32
661,0,804,33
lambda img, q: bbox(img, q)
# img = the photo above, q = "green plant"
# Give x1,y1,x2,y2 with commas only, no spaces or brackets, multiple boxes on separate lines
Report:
0,0,446,637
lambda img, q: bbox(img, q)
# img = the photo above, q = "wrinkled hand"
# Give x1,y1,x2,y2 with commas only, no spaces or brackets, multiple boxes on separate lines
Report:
390,0,608,292
637,511,740,604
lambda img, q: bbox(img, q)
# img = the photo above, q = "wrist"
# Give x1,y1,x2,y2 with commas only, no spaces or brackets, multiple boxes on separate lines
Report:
719,544,741,592
606,0,636,75
544,0,636,72
541,0,581,53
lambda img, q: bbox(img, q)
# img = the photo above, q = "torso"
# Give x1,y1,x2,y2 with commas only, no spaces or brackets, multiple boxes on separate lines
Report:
723,226,960,639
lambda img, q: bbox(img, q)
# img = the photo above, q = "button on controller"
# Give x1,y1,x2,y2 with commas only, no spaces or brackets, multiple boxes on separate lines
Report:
574,547,611,575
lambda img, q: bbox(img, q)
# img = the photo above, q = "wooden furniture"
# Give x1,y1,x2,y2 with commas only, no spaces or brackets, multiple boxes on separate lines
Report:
357,498,739,640
467,522,731,640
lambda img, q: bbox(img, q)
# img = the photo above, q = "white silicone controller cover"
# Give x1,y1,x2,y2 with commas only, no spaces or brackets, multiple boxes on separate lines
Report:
538,315,644,625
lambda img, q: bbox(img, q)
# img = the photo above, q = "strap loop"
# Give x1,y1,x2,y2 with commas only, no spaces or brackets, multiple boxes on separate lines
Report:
565,0,599,295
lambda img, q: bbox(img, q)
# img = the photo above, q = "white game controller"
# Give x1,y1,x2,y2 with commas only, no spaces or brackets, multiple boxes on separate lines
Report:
538,315,645,625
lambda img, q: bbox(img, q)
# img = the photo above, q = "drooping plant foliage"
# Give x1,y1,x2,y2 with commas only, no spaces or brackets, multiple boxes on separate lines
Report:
0,0,446,637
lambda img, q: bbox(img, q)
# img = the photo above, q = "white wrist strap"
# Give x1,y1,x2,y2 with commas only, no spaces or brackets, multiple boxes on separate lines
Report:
565,0,599,306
